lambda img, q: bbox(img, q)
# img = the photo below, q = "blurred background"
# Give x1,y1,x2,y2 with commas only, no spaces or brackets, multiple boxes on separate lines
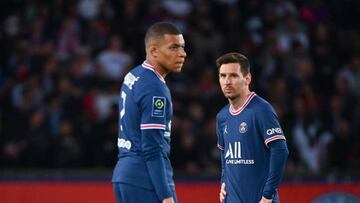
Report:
0,0,360,202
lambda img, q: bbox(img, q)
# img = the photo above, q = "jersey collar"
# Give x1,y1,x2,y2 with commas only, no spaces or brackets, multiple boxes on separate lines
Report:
142,61,166,83
229,92,256,116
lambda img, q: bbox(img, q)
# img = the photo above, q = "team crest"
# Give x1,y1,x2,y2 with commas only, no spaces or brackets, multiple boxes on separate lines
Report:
239,122,247,133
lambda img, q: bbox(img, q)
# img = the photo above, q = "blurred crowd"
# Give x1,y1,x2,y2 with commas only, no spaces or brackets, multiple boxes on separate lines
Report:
0,0,360,179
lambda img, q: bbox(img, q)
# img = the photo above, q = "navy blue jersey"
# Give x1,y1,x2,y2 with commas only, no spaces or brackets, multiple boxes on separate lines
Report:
217,92,286,203
112,62,174,194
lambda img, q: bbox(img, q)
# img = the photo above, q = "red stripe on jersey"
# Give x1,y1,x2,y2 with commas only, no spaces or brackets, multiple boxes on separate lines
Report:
140,123,166,130
229,92,256,115
142,62,166,83
265,135,286,146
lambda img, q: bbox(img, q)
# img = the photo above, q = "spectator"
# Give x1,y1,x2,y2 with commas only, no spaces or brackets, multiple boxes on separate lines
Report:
96,35,133,80
0,0,359,180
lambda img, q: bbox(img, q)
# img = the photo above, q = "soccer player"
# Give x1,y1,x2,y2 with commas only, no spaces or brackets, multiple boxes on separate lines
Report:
112,22,186,203
216,52,289,203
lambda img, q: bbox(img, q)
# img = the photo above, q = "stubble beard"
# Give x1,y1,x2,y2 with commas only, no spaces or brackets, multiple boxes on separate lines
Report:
225,93,236,101
225,92,242,102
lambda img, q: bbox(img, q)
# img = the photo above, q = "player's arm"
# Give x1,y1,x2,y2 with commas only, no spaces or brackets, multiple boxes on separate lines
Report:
218,142,226,183
142,128,173,201
140,86,172,201
216,118,227,202
259,196,273,203
219,149,227,202
262,139,288,200
258,105,289,200
162,198,175,203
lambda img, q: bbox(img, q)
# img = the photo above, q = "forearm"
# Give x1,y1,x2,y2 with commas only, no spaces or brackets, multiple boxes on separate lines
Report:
142,129,171,200
145,155,172,200
219,146,226,183
262,139,289,199
219,149,227,203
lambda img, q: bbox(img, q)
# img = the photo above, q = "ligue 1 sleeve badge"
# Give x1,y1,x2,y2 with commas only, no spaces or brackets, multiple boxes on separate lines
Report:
152,96,166,117
239,122,248,133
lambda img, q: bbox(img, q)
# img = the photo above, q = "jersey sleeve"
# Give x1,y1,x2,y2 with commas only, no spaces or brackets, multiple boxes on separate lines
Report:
216,115,225,150
139,84,167,130
257,105,286,147
262,139,289,199
138,84,172,200
257,104,289,199
216,115,226,183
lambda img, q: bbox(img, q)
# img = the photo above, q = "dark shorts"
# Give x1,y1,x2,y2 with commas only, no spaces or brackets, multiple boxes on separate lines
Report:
113,182,178,203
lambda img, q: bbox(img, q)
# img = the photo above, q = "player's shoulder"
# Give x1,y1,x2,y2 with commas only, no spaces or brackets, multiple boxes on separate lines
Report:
131,65,156,79
126,65,165,89
251,94,275,112
216,104,230,121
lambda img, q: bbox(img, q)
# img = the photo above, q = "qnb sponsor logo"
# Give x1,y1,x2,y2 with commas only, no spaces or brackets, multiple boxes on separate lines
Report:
266,127,282,135
118,138,132,150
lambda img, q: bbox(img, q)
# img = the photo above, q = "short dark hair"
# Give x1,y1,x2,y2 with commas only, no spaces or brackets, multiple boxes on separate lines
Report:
144,22,182,48
216,52,250,75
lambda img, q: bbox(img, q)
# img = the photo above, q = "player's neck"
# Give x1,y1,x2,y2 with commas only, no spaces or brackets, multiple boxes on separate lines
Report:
229,90,252,111
145,59,168,78
155,65,169,78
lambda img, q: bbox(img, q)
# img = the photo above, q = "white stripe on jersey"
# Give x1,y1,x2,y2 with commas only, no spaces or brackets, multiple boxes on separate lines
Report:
140,123,166,130
265,135,286,147
229,92,256,115
142,62,166,83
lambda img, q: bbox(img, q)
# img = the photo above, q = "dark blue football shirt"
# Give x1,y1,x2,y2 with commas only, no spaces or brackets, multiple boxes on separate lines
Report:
112,62,174,200
217,92,286,203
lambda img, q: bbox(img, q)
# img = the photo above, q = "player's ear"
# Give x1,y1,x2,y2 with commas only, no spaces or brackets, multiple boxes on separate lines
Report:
149,45,158,58
245,73,252,85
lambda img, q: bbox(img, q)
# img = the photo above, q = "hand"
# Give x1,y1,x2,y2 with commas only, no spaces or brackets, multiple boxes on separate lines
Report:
259,196,272,203
162,197,175,203
219,183,227,202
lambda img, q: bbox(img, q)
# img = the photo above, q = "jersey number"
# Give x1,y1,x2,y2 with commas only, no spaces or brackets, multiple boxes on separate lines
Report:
119,91,126,131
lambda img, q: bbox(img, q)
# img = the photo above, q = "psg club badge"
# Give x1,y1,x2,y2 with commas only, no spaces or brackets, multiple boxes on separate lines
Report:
239,122,248,134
